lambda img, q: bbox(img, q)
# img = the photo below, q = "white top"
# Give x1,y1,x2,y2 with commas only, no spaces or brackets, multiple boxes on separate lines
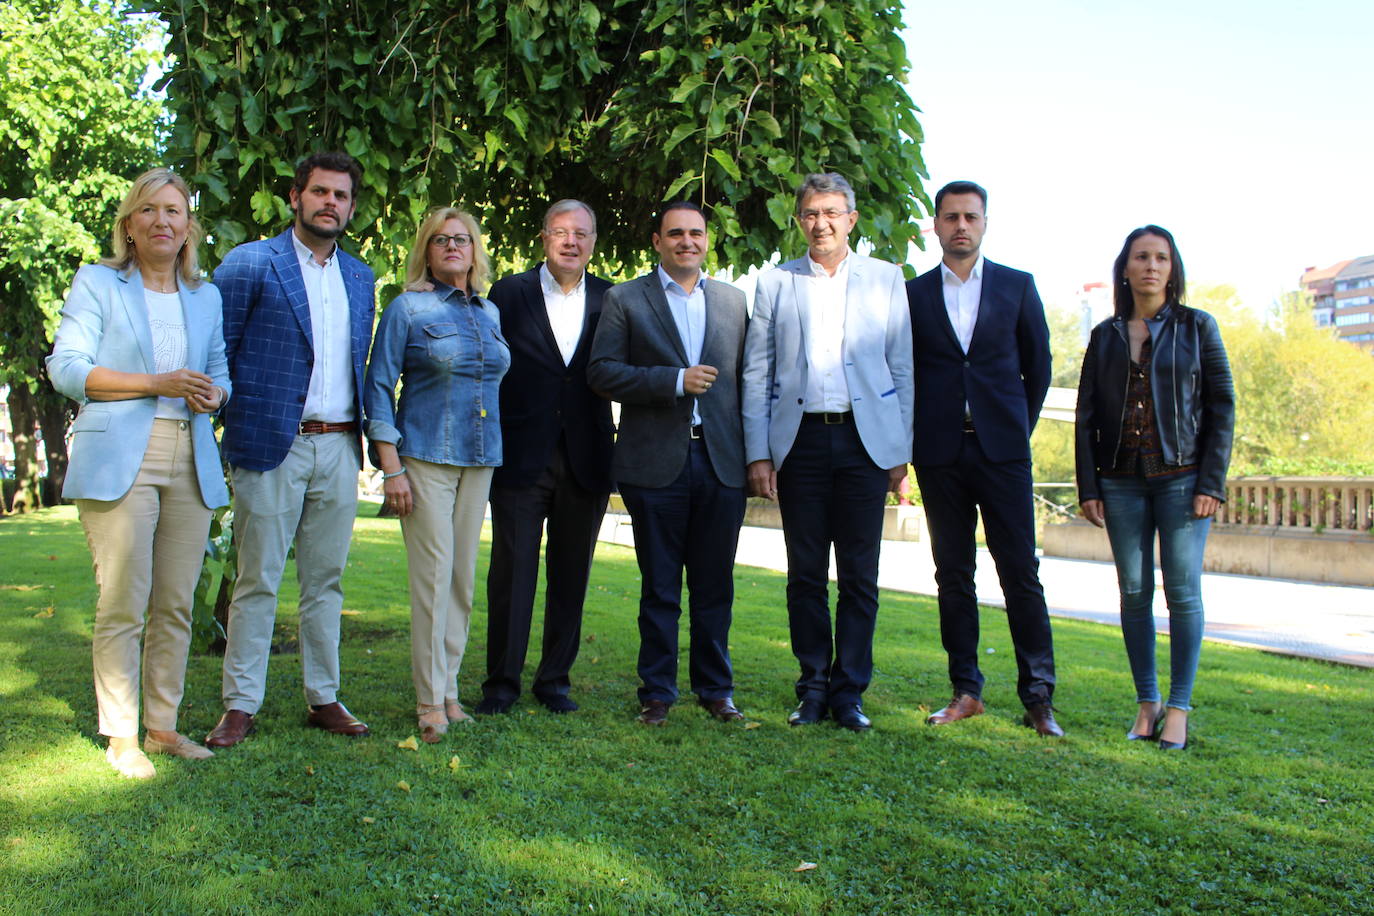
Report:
539,262,586,366
292,230,355,422
658,265,706,426
802,250,852,413
145,288,190,420
939,255,984,355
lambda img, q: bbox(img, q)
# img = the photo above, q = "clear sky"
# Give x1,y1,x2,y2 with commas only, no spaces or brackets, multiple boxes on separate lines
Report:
899,0,1374,313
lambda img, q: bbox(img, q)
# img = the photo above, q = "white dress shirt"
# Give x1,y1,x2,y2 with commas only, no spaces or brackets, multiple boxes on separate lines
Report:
802,249,852,413
939,255,984,355
539,262,586,365
658,265,706,425
292,230,355,422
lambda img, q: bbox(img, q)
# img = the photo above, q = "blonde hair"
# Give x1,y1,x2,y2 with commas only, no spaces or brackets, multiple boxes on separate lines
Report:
403,206,491,294
100,168,205,287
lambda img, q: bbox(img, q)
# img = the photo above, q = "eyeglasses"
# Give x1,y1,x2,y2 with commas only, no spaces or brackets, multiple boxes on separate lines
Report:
430,234,473,249
544,228,594,241
798,208,852,222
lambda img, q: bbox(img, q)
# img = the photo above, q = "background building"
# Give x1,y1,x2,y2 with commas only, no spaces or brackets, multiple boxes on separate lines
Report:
1303,256,1374,351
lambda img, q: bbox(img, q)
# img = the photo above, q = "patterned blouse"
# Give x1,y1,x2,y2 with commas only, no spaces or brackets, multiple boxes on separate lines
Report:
1103,335,1197,480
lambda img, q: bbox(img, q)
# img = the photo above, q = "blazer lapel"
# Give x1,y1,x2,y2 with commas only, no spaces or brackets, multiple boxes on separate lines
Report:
925,268,965,355
644,275,689,366
966,260,999,356
179,283,205,373
118,269,156,374
526,267,567,368
269,231,314,352
787,260,812,365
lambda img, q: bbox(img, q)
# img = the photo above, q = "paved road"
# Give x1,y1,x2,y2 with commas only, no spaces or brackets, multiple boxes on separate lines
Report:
599,515,1374,669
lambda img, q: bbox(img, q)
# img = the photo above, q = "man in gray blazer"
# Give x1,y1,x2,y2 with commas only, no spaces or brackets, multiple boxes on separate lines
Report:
741,173,914,730
587,202,749,727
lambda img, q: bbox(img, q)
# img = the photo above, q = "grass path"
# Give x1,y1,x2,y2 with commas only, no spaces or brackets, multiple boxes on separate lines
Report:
1,505,1370,914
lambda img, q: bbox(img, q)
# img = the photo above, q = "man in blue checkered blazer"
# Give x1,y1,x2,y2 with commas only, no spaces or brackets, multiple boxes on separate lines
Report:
205,152,377,748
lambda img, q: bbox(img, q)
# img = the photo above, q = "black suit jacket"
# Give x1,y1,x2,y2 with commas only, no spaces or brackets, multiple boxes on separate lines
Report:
906,260,1051,465
489,265,614,493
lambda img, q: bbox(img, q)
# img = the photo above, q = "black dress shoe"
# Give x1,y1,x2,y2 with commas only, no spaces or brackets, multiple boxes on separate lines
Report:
535,695,579,714
833,704,871,731
474,697,514,716
788,699,828,726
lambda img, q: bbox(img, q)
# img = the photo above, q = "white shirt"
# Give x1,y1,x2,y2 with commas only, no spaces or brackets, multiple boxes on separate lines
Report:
145,288,190,420
539,262,586,365
658,265,706,425
292,230,355,422
802,250,852,413
939,255,984,355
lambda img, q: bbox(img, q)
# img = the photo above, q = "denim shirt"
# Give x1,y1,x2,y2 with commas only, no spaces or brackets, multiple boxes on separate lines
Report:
364,283,511,467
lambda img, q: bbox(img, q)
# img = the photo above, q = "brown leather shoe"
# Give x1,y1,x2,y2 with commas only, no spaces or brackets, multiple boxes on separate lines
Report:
1022,702,1065,737
205,709,256,748
307,701,370,737
637,699,670,726
698,697,745,722
927,692,984,726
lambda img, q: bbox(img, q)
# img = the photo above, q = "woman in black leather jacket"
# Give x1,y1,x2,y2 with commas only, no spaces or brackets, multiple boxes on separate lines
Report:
1075,225,1234,751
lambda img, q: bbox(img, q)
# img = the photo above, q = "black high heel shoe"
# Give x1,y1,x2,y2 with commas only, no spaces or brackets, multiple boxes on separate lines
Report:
1126,706,1165,741
1158,711,1189,750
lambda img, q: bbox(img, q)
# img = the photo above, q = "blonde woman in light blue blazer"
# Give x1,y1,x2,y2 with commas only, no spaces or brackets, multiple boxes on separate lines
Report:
47,168,230,779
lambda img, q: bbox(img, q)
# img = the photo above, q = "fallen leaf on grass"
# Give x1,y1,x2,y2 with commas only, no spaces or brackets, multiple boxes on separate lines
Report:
743,721,761,730
397,735,420,750
1317,798,1330,804
794,862,818,872
448,756,462,771
340,609,363,616
0,584,47,591
32,606,54,619
396,780,411,792
361,816,376,824
305,765,315,776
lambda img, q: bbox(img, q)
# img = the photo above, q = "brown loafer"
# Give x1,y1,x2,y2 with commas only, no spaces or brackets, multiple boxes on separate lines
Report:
698,697,745,722
205,709,256,748
307,701,370,737
927,692,985,726
1022,702,1065,737
637,699,671,726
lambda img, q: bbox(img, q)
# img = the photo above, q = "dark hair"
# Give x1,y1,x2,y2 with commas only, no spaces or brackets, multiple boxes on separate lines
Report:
652,200,706,236
934,180,988,215
1112,225,1186,318
292,151,363,198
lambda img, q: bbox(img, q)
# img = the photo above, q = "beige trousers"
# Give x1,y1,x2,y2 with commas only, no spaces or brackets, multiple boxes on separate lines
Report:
77,419,212,737
401,459,494,705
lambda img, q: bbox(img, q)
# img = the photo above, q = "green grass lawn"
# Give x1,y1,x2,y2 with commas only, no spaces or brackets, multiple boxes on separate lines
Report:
1,504,1371,915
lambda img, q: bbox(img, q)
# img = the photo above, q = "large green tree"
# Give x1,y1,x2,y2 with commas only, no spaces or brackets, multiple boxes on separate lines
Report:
138,0,928,299
0,0,166,512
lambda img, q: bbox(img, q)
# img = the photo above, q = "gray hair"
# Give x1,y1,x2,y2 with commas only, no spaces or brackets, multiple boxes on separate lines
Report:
794,173,856,214
542,198,597,233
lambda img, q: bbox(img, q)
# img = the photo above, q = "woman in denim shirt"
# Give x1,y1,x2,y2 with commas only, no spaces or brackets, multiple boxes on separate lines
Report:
364,207,510,741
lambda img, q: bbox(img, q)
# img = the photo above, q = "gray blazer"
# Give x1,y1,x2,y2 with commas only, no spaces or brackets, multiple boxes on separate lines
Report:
587,272,748,489
742,252,914,471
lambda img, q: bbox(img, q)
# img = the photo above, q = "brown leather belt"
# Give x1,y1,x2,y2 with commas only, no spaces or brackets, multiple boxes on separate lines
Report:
299,420,356,435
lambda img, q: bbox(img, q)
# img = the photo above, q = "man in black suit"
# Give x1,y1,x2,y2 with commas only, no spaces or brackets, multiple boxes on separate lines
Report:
587,202,749,726
477,200,614,715
906,180,1063,737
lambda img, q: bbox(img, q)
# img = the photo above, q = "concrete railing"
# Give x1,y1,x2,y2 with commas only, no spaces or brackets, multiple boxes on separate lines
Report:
1219,476,1374,533
1043,476,1374,586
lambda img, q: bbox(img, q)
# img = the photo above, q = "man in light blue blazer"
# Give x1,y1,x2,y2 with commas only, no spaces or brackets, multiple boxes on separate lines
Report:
205,152,377,748
742,173,913,730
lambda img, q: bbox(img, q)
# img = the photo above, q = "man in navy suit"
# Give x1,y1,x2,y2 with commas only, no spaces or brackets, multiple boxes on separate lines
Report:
587,202,750,727
476,200,614,715
206,152,377,747
906,180,1062,737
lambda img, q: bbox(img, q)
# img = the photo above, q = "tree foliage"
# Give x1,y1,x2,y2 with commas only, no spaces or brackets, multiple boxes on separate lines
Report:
0,0,167,509
138,0,928,297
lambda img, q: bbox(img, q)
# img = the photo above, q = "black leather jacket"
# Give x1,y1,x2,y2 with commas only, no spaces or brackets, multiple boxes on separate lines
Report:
1075,303,1235,503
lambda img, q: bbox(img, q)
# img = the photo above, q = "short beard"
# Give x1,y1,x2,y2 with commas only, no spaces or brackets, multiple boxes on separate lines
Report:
297,212,347,242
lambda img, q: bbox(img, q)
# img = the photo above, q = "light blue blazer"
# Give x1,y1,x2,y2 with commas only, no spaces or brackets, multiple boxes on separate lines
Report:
47,263,232,507
742,252,914,471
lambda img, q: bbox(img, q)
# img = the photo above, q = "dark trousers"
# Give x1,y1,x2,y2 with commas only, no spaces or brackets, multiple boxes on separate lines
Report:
483,439,609,703
777,415,889,709
915,431,1055,707
618,439,745,704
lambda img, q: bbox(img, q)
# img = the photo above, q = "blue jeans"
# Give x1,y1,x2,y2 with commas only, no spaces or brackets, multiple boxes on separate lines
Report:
1099,472,1210,710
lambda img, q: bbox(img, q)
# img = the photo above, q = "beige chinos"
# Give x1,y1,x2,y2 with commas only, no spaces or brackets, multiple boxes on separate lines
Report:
401,458,494,705
77,419,212,738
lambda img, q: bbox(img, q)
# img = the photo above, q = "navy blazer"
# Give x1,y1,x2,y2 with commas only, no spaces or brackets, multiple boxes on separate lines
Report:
214,228,376,471
906,260,1051,465
487,265,614,493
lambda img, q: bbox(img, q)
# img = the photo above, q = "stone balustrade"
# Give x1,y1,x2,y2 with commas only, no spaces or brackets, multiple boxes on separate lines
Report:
1219,476,1374,533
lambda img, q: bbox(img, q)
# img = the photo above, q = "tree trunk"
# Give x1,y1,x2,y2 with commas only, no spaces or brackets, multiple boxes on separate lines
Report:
35,382,71,501
6,384,43,513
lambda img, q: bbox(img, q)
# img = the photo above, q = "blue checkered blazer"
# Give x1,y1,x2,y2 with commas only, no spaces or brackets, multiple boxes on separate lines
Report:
214,228,376,471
